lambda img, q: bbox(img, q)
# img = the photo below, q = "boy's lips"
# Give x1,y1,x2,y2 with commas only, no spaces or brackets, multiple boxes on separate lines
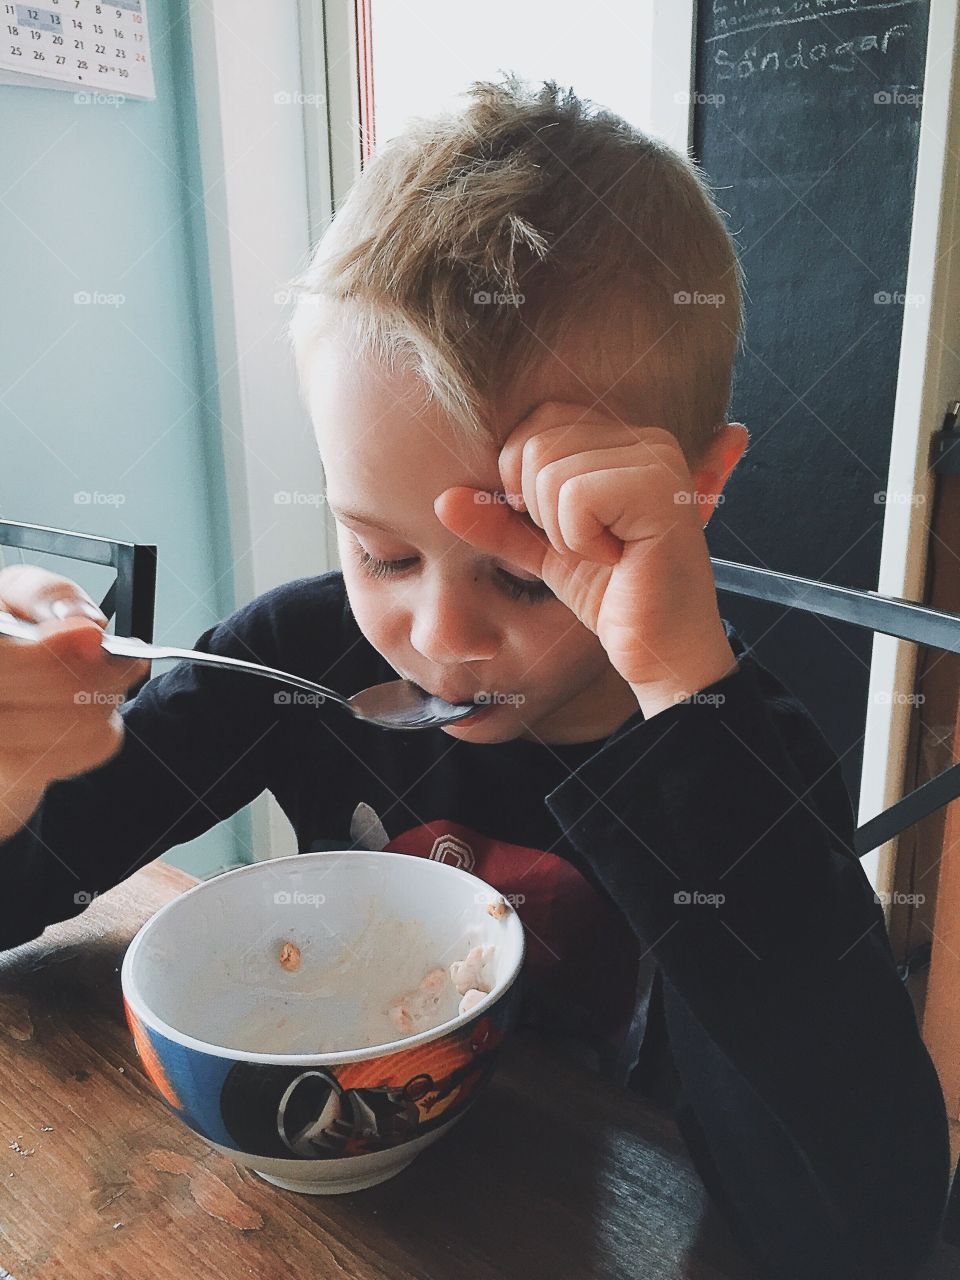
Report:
452,702,496,723
425,686,487,706
410,679,511,707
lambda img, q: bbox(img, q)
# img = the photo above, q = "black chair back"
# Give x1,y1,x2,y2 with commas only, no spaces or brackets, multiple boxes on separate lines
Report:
0,519,157,697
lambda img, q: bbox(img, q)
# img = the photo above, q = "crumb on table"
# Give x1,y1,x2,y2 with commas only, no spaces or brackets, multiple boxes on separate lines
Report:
279,941,301,972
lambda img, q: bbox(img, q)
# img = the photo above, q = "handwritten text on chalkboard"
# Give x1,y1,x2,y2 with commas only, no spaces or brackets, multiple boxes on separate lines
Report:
708,0,918,43
710,22,911,78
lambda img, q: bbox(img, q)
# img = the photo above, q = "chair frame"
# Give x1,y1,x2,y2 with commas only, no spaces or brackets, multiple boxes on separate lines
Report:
713,558,960,858
713,557,960,1245
0,519,157,697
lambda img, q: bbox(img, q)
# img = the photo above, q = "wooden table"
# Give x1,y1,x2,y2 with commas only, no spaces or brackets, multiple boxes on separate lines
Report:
0,862,957,1280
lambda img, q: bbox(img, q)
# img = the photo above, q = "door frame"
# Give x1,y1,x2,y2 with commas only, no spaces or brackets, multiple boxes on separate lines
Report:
188,0,340,862
858,0,960,902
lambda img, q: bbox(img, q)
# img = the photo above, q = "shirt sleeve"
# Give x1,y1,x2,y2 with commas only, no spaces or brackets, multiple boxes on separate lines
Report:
0,578,337,953
545,655,951,1280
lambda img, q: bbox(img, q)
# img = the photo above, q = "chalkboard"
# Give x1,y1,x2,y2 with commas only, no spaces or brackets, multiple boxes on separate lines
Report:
694,0,930,808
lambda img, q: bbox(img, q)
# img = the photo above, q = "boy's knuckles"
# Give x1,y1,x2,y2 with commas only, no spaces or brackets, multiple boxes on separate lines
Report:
501,425,570,496
34,619,108,656
0,566,98,620
508,421,657,502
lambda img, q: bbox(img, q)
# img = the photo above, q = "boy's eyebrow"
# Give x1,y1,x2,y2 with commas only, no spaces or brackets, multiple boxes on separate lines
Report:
327,504,400,534
329,492,510,536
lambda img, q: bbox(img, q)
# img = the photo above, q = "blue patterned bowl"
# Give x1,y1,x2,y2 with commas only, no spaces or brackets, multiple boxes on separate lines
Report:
121,850,525,1193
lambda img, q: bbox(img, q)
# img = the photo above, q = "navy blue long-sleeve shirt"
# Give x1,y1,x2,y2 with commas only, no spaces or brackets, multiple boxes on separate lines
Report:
0,570,950,1277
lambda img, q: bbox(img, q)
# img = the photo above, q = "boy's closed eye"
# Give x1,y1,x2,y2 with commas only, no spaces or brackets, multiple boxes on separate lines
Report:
349,540,555,603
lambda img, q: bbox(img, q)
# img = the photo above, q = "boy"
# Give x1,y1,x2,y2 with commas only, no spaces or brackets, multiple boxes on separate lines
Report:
0,77,950,1279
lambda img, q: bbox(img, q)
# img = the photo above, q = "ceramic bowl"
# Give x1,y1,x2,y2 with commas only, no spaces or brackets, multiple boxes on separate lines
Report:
121,850,525,1193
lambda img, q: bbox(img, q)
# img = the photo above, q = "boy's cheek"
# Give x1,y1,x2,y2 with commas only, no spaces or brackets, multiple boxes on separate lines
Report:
342,577,395,651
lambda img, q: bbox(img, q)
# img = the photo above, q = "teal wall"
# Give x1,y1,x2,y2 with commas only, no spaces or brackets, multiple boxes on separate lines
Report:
0,2,250,878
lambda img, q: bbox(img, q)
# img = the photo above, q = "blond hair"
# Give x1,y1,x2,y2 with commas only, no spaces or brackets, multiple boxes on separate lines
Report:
288,74,743,464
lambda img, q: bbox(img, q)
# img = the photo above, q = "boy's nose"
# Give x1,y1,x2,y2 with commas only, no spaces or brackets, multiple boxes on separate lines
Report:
409,586,500,666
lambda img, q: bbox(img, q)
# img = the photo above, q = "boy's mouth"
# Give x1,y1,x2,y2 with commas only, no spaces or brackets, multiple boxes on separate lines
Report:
423,686,488,707
412,680,510,709
451,702,496,723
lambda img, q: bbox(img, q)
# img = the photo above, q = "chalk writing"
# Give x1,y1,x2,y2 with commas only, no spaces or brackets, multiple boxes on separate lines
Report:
711,22,910,77
707,0,918,43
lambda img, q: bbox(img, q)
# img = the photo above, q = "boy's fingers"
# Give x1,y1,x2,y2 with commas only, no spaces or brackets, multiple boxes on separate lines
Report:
35,616,110,657
433,486,550,579
0,564,107,624
0,617,104,679
52,626,151,687
19,617,151,688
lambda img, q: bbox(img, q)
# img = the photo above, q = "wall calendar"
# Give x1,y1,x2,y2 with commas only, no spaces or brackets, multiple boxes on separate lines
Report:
0,0,154,99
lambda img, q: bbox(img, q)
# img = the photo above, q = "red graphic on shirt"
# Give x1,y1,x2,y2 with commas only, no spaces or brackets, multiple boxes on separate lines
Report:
384,820,641,1043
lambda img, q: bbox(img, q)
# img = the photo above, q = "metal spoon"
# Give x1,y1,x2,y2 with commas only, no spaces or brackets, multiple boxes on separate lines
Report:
0,610,479,731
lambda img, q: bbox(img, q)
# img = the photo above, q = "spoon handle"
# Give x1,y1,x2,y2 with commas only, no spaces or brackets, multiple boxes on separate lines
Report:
0,610,350,709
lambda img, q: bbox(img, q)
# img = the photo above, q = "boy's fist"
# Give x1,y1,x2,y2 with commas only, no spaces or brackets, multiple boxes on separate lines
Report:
0,565,151,841
434,401,749,717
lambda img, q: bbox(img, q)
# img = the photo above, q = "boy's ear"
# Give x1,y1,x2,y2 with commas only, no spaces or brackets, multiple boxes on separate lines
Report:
691,423,749,528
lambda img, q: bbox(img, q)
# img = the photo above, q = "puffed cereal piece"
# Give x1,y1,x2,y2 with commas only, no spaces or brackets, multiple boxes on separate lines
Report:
458,988,487,1016
449,944,496,996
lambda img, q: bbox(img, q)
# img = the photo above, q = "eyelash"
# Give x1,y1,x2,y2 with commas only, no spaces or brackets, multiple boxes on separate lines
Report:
354,548,554,603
